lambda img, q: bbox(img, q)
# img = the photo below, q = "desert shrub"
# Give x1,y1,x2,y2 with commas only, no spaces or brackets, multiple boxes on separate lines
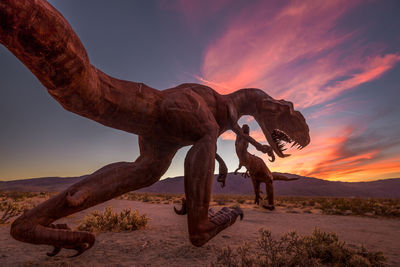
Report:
213,195,237,206
77,206,150,232
237,198,246,204
316,197,400,218
119,192,185,204
215,199,227,205
230,203,241,209
0,191,38,201
0,201,29,224
213,228,385,267
273,196,400,218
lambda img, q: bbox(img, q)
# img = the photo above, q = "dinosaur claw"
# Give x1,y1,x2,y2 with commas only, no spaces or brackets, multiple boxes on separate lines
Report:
173,198,187,215
47,246,61,257
68,242,93,258
231,207,244,220
262,204,275,211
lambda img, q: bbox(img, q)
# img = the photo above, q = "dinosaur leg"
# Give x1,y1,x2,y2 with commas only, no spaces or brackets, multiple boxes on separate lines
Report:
184,134,243,247
252,178,261,205
233,165,242,175
11,138,178,256
262,179,275,210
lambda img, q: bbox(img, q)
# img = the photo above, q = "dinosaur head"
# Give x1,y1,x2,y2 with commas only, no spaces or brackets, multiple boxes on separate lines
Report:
254,95,310,158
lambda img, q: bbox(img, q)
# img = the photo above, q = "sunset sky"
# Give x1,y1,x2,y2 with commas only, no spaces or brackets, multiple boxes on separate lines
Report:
1,0,399,182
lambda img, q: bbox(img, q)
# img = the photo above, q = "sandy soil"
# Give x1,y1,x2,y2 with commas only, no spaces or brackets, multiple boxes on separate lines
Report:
1,200,399,266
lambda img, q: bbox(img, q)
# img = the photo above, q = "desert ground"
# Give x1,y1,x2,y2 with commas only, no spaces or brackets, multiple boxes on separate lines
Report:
0,196,399,267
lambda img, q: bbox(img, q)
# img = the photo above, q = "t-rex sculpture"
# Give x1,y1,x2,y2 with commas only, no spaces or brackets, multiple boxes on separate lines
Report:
234,124,299,210
0,0,310,257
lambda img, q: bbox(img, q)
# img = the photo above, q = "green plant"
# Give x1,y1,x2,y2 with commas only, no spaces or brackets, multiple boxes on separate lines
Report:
77,206,150,232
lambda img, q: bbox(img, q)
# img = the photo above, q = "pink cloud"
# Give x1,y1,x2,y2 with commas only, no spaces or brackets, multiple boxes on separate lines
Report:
164,0,400,181
197,0,400,108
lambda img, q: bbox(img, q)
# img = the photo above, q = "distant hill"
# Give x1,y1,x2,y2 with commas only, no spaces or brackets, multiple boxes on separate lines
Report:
1,173,400,198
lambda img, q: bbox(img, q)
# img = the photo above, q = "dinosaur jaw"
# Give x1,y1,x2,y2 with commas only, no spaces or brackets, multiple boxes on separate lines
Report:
264,128,305,158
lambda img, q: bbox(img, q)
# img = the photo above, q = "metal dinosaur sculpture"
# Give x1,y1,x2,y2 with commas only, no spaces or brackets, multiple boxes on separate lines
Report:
234,124,300,210
0,0,310,257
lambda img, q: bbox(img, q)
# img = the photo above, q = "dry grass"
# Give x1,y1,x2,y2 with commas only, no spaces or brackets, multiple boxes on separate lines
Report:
212,228,386,267
119,193,400,218
77,206,150,232
1,191,399,221
118,192,183,204
0,201,26,224
275,196,400,218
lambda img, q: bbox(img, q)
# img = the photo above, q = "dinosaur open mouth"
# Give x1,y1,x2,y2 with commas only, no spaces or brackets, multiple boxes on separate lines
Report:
271,129,303,155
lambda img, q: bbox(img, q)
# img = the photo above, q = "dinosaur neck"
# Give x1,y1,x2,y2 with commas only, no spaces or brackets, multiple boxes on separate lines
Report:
227,88,268,118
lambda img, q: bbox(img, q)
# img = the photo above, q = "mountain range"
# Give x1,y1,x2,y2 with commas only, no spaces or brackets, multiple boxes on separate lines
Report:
1,173,399,198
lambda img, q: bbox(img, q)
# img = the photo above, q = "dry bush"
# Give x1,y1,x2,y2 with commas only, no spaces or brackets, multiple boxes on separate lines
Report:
0,192,40,224
77,206,150,232
315,197,400,218
0,191,38,201
213,228,385,267
118,192,400,218
275,196,400,218
119,192,183,204
0,201,31,224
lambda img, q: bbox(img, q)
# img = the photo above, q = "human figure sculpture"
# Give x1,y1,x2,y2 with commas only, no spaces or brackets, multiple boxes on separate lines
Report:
234,124,299,210
0,0,310,257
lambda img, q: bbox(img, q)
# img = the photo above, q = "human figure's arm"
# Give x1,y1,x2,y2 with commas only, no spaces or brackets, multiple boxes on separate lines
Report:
232,123,275,162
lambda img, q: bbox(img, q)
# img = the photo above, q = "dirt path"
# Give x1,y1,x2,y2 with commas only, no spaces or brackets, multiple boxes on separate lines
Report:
1,200,399,266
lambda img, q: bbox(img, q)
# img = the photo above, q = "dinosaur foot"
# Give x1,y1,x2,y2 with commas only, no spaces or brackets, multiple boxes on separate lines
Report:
47,241,94,258
262,204,275,211
11,220,95,257
217,176,226,188
209,207,244,227
43,223,95,257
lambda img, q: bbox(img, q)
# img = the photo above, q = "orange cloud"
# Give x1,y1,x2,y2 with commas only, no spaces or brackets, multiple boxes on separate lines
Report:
228,123,400,182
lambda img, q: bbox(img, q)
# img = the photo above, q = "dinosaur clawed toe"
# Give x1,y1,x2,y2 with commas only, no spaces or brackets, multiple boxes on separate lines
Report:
68,242,94,257
209,207,244,227
47,246,61,257
173,198,187,215
44,223,95,257
262,204,275,211
46,239,94,257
